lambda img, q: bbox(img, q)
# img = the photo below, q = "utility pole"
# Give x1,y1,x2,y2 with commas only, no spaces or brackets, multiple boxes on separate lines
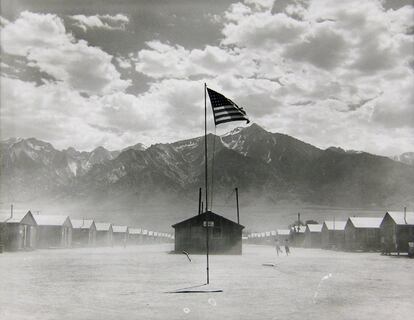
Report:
198,188,202,215
235,187,240,224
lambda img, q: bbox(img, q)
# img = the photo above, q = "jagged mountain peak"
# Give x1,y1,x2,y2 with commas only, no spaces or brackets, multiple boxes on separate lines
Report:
14,137,55,151
92,146,109,153
242,123,268,134
2,127,414,209
121,142,146,152
2,137,24,145
64,147,79,156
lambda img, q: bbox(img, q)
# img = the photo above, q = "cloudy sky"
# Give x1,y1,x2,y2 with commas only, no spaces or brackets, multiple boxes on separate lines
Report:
0,0,413,156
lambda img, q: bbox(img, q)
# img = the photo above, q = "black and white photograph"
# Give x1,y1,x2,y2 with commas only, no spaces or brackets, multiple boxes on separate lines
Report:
0,0,413,319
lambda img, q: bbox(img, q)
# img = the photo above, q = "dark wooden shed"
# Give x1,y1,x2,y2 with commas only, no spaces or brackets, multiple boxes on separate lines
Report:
172,211,244,255
380,211,414,254
290,225,306,247
304,224,323,248
0,211,37,251
95,223,113,246
321,220,346,249
33,215,72,248
71,219,96,247
344,217,382,251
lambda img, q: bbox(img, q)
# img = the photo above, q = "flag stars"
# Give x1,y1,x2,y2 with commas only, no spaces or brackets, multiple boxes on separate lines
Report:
207,88,249,126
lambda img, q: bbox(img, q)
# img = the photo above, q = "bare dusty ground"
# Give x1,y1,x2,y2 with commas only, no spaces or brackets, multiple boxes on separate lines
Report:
0,244,413,320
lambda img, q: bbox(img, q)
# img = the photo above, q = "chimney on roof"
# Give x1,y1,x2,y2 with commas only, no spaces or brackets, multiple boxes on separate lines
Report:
10,204,13,219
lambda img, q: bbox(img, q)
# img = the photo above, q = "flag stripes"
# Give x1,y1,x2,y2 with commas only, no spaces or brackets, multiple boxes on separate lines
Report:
207,88,249,126
215,116,248,125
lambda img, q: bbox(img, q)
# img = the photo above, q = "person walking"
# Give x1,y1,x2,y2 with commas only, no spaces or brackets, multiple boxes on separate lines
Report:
275,238,283,256
284,239,290,256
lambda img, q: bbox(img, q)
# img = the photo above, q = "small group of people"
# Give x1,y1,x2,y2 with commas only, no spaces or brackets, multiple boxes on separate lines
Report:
275,238,290,256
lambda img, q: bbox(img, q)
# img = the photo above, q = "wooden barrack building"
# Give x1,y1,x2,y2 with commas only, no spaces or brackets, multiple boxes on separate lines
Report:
304,224,323,248
0,210,37,251
71,219,96,247
95,222,113,246
380,211,414,254
33,215,72,249
172,211,244,255
344,217,382,251
321,220,346,249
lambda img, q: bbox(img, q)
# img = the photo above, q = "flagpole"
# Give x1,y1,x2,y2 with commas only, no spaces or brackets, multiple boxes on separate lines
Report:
204,82,210,285
204,82,208,212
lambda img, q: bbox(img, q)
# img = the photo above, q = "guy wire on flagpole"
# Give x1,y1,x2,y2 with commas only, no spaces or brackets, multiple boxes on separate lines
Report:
204,83,208,212
210,126,217,211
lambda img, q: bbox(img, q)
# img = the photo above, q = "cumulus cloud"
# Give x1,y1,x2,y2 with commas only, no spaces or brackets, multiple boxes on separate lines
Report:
1,11,130,95
116,56,132,69
222,9,305,48
1,1,413,156
135,40,257,78
132,0,413,155
245,0,275,10
69,14,129,31
0,76,207,150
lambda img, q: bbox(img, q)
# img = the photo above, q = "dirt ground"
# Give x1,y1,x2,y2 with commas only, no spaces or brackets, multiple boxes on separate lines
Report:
0,244,413,320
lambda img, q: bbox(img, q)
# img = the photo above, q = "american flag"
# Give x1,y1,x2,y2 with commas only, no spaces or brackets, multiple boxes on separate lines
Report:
207,88,249,126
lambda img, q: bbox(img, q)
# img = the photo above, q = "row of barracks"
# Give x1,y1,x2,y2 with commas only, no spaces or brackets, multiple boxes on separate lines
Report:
248,210,414,255
0,210,173,252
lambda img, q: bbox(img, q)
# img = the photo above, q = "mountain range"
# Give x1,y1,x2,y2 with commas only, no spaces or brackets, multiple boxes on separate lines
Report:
1,124,413,228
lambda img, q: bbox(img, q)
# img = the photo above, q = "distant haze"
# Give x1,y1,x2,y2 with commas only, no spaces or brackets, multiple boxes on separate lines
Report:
1,124,413,231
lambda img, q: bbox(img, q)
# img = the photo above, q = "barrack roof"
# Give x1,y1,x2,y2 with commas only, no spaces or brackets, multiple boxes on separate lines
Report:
172,210,244,229
112,225,128,233
128,228,142,235
277,229,291,235
306,224,323,232
71,219,94,229
0,211,37,226
95,222,112,231
323,221,347,231
348,217,382,229
386,211,414,225
33,214,72,227
0,213,27,224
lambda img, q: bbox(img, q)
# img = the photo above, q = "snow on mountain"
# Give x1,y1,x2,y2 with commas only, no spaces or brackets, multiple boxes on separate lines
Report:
121,143,146,153
2,124,414,210
221,126,244,137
